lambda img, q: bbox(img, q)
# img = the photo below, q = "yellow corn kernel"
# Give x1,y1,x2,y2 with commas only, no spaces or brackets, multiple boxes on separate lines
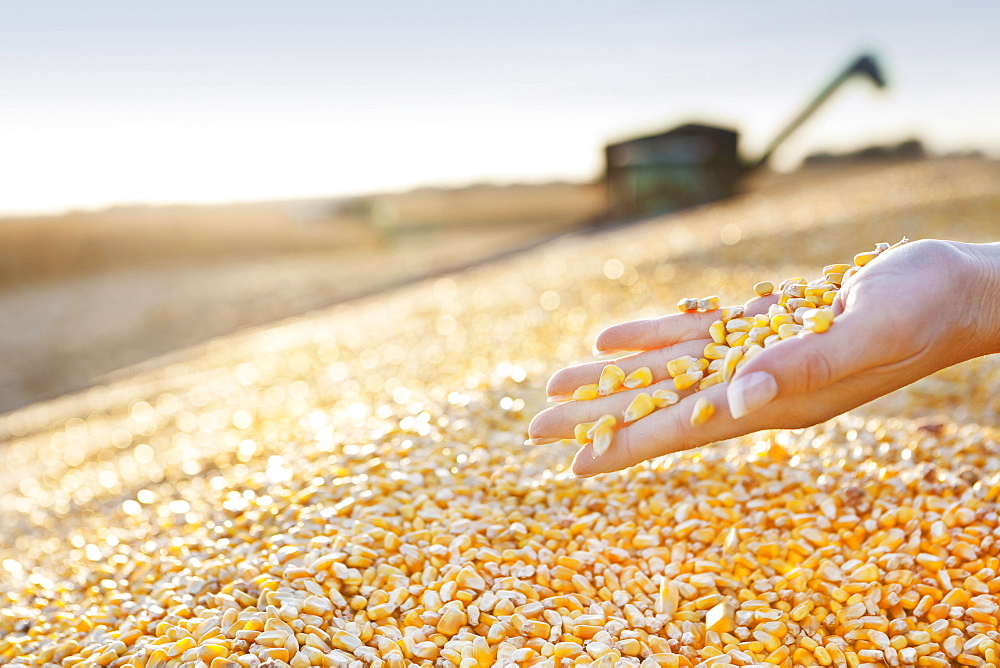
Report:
699,371,723,390
598,364,626,395
707,358,724,373
690,397,715,426
753,281,774,296
763,334,781,347
705,600,735,633
436,604,467,635
791,306,811,324
777,323,803,339
725,331,749,347
657,579,679,616
722,346,744,383
573,383,600,401
704,343,728,360
667,355,697,377
822,289,838,305
749,326,772,344
854,250,879,266
673,371,703,391
782,283,805,300
825,272,845,286
709,320,727,345
769,313,795,332
622,366,653,389
574,421,594,444
677,297,699,312
651,389,680,408
767,303,788,317
698,295,721,311
589,414,617,456
623,393,656,423
803,308,834,333
725,317,752,333
687,357,709,373
719,306,744,321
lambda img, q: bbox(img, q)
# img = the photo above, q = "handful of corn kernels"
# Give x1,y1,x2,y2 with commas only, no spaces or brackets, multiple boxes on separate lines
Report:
573,240,907,456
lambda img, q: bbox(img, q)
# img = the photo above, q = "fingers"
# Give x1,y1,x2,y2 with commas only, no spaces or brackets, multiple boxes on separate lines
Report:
570,383,733,476
545,339,709,400
568,371,858,477
592,295,778,354
725,310,887,419
742,294,779,315
529,376,697,441
594,310,729,353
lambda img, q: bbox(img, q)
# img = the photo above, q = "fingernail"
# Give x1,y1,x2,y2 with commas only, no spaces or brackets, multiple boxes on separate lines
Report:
727,371,777,419
547,393,572,403
524,437,561,446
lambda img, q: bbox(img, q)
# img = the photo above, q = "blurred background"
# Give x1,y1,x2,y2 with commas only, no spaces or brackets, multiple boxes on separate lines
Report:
1,0,998,414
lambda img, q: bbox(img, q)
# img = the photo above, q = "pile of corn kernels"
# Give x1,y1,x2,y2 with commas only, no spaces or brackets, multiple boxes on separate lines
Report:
1,160,1000,667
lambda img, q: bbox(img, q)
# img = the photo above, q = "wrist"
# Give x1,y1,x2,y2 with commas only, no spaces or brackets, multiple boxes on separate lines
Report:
955,241,1000,357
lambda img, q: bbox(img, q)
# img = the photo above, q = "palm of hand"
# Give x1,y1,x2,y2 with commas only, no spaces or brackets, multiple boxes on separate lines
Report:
529,239,984,477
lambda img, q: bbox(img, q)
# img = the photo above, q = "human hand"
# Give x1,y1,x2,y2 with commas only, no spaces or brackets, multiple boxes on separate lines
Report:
527,239,1000,477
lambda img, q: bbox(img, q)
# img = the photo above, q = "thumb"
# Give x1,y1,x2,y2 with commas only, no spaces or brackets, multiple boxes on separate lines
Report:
726,311,885,419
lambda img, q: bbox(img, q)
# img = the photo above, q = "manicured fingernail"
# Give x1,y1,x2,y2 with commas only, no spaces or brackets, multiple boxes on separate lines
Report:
524,437,561,446
727,371,777,419
547,393,572,403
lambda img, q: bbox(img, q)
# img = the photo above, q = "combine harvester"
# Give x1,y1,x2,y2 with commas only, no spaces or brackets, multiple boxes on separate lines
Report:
604,53,886,218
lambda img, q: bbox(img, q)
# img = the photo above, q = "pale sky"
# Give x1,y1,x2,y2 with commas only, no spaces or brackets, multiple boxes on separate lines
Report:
1,1,998,215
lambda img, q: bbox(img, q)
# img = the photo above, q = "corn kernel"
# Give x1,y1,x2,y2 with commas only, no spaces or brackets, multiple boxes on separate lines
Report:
667,355,697,377
687,357,709,373
854,250,879,266
699,371,723,389
589,414,617,456
622,366,653,389
678,297,699,312
721,346,744,383
623,393,656,423
651,389,680,408
690,397,715,426
598,364,626,395
777,323,803,339
573,383,600,400
725,331,749,347
698,295,721,311
703,343,728,360
673,370,703,391
709,320,727,344
803,308,835,333
719,306,744,320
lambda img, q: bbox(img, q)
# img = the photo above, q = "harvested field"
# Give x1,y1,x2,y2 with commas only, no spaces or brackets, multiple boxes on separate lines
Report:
1,159,999,667
0,181,602,414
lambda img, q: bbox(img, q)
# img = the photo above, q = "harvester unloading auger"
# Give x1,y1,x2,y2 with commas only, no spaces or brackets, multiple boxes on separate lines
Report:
603,53,887,219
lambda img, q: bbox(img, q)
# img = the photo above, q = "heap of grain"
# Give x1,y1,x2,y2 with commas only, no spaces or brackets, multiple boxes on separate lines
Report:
1,161,999,667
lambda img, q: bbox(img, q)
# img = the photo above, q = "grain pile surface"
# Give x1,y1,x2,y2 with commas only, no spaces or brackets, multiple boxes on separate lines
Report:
2,159,1000,667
